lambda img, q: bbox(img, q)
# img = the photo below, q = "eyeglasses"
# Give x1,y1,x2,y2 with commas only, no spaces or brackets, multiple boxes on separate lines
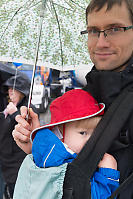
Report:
81,25,133,40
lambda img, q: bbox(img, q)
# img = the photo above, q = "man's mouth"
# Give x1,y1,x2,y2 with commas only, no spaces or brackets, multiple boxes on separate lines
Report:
94,52,114,59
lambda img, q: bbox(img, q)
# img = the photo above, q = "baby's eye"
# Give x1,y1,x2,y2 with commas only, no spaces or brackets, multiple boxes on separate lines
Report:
80,131,87,135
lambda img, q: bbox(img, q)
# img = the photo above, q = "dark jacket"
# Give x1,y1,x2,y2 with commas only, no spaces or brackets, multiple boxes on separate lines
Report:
0,75,39,184
84,57,133,199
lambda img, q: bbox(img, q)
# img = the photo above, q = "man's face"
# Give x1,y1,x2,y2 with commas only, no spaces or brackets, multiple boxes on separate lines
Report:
87,2,133,71
64,117,101,154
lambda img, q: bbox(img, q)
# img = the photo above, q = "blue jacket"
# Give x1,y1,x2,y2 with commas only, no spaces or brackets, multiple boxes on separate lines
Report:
32,128,120,199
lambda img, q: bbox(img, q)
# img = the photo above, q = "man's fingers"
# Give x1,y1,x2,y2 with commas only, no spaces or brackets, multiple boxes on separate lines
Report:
14,123,31,137
12,129,32,154
15,115,32,131
20,106,28,118
29,108,40,129
29,108,39,121
12,129,30,143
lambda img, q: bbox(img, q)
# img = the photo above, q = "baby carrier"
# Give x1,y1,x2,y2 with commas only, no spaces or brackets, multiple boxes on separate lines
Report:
62,84,133,199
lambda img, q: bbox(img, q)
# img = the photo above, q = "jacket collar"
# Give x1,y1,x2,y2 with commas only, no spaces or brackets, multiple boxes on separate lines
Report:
85,57,133,110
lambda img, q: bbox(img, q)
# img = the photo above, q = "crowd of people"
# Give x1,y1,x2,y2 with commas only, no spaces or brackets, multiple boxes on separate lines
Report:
0,0,133,198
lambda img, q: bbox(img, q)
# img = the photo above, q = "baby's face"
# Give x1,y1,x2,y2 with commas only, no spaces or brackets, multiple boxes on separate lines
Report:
64,116,101,154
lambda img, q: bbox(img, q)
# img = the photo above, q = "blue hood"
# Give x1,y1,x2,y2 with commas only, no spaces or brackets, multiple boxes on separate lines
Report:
32,128,77,168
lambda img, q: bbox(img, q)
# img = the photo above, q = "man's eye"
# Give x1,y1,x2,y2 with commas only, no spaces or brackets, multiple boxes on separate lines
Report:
113,27,119,31
111,27,122,32
88,29,99,34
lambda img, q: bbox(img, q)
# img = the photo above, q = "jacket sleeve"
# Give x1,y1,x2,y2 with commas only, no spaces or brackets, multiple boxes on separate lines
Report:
90,168,120,199
9,110,20,121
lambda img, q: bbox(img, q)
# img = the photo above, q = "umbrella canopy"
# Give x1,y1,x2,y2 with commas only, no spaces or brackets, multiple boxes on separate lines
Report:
0,0,91,67
0,62,30,83
3,74,31,97
0,62,15,83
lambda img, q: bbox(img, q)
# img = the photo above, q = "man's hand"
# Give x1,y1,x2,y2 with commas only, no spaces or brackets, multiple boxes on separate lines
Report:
12,106,40,154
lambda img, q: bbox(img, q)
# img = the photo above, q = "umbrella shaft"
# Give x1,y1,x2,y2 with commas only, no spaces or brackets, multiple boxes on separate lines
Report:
27,6,45,118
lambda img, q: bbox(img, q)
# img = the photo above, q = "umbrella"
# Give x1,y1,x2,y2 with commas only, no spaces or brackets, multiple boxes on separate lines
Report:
0,61,31,112
0,62,16,83
0,0,90,67
0,62,15,112
0,62,30,83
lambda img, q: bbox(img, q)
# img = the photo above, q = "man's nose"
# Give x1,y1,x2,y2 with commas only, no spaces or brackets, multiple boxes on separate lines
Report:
96,32,110,48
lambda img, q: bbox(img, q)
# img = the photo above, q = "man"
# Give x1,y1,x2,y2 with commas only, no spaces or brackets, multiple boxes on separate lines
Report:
82,1,133,198
13,0,133,198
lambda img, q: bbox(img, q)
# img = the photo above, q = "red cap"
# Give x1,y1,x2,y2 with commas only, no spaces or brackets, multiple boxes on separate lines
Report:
31,89,105,141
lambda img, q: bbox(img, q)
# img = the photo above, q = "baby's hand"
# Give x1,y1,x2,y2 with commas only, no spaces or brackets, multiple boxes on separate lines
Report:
98,153,117,170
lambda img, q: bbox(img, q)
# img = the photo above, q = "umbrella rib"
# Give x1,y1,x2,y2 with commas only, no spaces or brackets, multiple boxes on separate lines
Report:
63,0,76,10
50,0,64,67
0,0,35,41
69,0,85,10
18,0,41,14
0,7,21,41
27,1,45,118
52,2,74,12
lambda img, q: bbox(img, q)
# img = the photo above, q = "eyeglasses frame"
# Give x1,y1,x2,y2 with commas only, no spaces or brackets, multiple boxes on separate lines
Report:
80,25,133,38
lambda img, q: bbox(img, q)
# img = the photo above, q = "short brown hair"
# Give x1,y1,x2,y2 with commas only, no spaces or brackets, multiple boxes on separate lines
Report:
86,0,133,24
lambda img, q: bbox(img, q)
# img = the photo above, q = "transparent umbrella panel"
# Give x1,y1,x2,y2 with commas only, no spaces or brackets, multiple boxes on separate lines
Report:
0,0,90,67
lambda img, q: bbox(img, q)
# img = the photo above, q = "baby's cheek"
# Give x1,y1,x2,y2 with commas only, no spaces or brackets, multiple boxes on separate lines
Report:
72,145,82,154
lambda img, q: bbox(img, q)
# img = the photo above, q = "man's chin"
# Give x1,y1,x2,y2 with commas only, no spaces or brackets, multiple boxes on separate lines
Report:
94,60,119,71
94,64,112,71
